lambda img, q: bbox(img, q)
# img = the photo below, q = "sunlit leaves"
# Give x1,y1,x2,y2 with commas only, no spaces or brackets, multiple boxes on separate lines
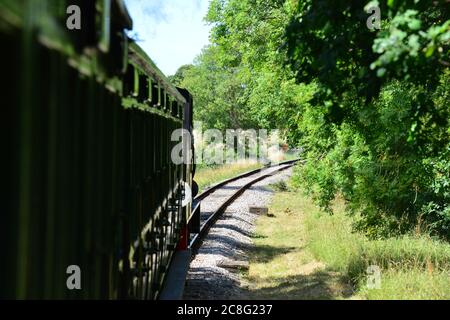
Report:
285,1,450,239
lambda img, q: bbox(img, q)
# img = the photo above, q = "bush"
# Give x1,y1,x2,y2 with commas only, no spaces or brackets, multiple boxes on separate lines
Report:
292,72,450,240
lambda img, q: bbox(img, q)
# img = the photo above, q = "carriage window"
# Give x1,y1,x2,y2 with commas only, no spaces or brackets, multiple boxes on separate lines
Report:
151,82,160,107
138,74,148,102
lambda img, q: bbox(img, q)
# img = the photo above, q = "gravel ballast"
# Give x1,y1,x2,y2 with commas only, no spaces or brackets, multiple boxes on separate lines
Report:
183,167,293,300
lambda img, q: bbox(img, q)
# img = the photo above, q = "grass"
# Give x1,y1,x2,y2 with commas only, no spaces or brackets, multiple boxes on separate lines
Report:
195,160,262,192
245,186,450,300
304,196,450,299
195,151,301,193
282,150,302,161
244,190,353,300
359,269,450,300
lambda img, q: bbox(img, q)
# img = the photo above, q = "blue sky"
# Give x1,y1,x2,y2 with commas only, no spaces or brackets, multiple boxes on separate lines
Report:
124,0,211,76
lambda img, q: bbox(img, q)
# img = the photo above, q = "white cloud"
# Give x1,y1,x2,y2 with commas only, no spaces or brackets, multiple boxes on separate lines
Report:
124,0,211,76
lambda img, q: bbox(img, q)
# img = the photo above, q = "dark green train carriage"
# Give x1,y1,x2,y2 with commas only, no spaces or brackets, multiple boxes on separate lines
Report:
1,0,195,299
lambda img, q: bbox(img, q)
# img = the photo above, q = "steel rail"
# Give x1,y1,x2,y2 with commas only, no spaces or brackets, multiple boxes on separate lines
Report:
189,159,302,253
194,159,301,203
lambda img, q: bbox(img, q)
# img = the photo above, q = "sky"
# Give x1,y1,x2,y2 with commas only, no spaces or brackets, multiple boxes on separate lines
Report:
124,0,212,76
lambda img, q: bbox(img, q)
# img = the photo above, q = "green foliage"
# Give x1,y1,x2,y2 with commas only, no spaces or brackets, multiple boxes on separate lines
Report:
177,0,449,239
285,0,449,102
370,6,450,84
270,180,289,192
168,64,193,87
288,1,450,240
174,0,309,142
292,74,450,239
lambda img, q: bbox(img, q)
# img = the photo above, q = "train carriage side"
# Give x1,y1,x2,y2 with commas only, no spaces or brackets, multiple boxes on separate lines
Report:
1,0,194,300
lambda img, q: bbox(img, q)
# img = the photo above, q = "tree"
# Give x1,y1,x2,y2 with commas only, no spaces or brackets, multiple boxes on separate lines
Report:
169,64,194,87
286,0,450,239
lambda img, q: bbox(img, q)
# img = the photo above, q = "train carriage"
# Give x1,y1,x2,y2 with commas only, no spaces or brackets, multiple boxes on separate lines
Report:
1,0,195,299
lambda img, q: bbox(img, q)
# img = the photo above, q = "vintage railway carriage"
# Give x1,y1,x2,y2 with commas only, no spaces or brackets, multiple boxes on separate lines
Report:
1,0,194,299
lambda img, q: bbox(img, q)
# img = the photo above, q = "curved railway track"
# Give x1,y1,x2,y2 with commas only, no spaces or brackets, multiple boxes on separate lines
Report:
189,159,301,253
159,159,302,299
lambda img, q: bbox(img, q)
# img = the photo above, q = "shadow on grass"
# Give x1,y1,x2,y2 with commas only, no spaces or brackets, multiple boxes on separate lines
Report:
246,243,355,299
246,271,354,300
250,244,298,263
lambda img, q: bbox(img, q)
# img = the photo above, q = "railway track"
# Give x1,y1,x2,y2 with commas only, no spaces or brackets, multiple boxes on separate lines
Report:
188,159,301,253
159,159,301,299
